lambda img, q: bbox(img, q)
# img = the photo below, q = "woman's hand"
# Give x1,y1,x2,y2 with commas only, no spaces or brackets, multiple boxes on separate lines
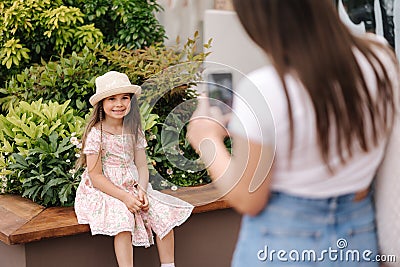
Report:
138,188,149,212
187,95,230,153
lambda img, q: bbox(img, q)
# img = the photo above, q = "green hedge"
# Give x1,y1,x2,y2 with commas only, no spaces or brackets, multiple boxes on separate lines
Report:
0,0,165,86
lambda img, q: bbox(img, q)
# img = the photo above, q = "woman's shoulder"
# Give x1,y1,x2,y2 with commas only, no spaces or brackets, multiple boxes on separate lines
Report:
362,33,389,46
361,34,399,75
236,65,284,98
247,65,278,82
360,33,396,61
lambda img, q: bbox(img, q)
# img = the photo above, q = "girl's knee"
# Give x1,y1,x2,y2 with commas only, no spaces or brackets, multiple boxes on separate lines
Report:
160,230,174,239
115,231,132,239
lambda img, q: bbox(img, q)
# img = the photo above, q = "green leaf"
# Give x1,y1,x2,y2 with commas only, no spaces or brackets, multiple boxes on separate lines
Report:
6,58,13,69
59,183,73,204
49,132,59,152
76,99,85,110
1,139,14,153
11,153,29,168
22,185,40,199
41,178,66,198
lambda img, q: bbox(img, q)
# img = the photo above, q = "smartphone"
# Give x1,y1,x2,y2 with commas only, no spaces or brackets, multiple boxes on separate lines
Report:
206,72,234,114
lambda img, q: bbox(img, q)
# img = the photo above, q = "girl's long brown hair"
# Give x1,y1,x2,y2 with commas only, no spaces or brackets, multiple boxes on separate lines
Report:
233,0,398,170
76,94,142,169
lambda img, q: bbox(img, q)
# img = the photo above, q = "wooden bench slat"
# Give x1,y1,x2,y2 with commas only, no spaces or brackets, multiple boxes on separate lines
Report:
0,194,44,220
0,195,45,245
11,207,90,244
0,207,29,245
162,184,229,208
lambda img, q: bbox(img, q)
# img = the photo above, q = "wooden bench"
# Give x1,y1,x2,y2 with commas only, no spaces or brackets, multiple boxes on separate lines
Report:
0,185,232,245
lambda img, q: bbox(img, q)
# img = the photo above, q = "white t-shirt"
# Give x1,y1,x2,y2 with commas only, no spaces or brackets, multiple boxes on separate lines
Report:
228,40,399,198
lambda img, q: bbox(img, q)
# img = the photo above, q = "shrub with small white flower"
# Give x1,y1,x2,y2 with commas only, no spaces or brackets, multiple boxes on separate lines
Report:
145,120,212,189
0,100,85,206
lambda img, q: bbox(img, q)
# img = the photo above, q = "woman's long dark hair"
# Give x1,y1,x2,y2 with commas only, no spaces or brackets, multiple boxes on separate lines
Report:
233,0,398,170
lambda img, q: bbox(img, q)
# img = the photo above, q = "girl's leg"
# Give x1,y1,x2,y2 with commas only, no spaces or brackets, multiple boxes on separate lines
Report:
114,231,133,267
156,229,175,265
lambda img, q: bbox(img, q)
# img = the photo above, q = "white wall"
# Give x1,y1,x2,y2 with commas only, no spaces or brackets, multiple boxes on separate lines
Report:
156,0,214,48
203,9,269,86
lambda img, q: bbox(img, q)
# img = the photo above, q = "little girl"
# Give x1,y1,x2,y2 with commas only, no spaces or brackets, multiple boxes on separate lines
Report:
74,71,194,267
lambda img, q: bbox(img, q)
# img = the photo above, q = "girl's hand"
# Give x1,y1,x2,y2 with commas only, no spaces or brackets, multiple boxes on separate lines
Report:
187,94,230,153
138,188,149,212
122,192,143,213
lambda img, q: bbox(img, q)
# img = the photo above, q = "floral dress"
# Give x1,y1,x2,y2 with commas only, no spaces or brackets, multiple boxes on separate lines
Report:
74,127,194,247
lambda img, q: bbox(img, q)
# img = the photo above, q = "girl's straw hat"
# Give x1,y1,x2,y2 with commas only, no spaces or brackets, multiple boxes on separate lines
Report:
89,71,142,106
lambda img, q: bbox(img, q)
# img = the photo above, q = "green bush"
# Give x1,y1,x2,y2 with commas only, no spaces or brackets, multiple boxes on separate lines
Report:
0,0,166,86
65,0,165,49
0,99,85,206
146,98,211,188
0,47,108,116
0,0,104,85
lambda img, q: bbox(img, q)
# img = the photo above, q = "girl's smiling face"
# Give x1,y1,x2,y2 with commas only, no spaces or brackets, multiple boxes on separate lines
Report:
102,93,132,120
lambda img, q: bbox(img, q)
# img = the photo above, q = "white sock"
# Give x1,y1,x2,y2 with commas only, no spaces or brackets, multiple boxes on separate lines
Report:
161,264,175,267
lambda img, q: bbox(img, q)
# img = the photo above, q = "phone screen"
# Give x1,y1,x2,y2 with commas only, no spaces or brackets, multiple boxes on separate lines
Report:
207,72,233,113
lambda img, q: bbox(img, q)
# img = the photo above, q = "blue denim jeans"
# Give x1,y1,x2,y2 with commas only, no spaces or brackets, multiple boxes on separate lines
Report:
232,191,378,266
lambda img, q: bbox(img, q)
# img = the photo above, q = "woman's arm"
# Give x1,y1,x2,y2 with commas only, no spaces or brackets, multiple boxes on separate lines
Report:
87,153,143,212
198,134,273,216
187,97,274,216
